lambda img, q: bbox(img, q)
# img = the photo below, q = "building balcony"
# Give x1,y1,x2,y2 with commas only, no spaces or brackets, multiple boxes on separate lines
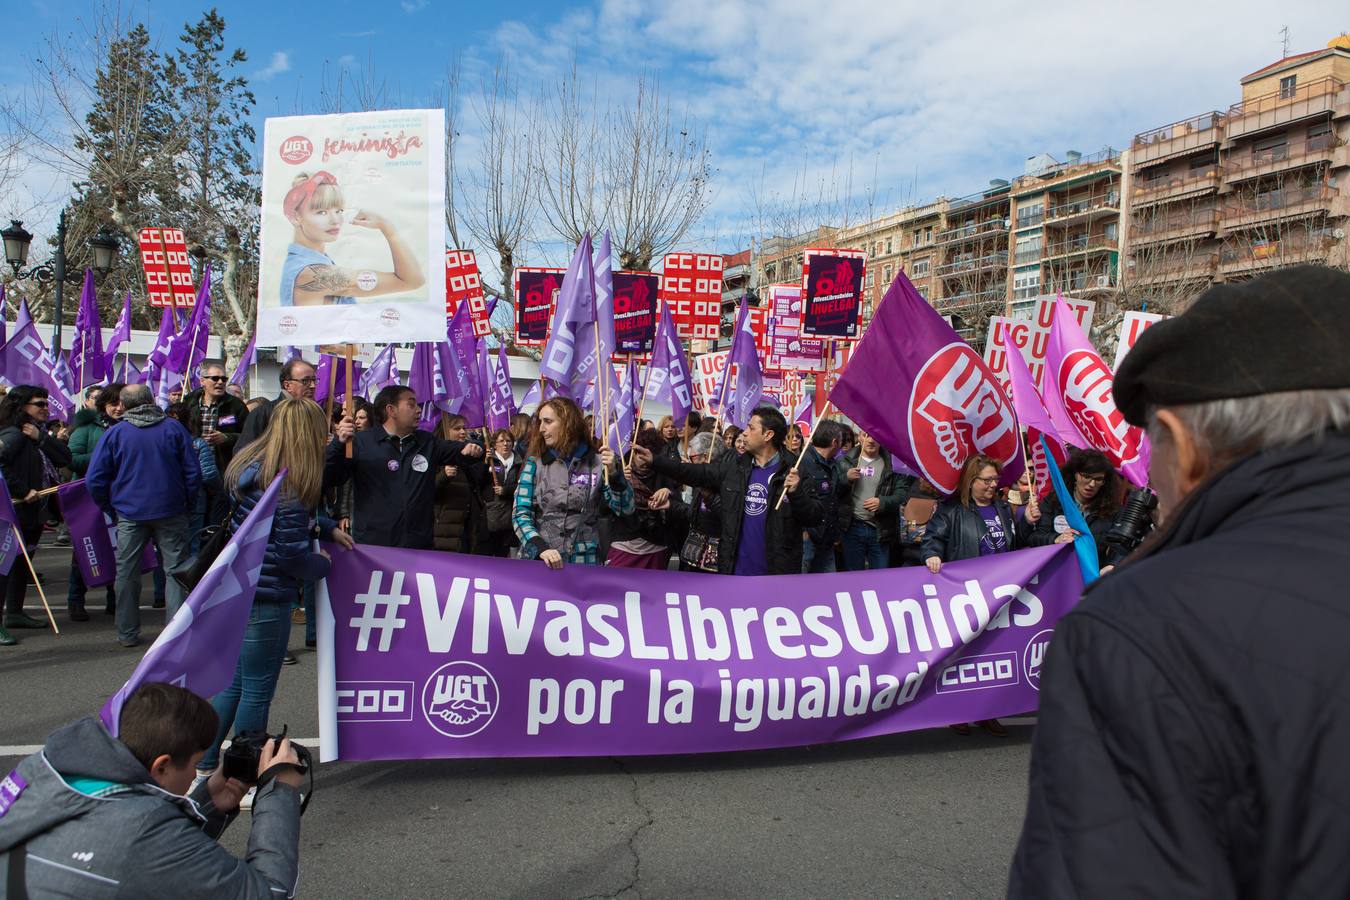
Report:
1044,269,1117,293
1125,251,1220,287
1130,169,1222,204
1220,185,1334,231
934,218,1009,246
936,252,1008,277
1224,77,1347,141
1044,195,1121,229
1131,111,1226,166
1129,210,1222,246
1042,232,1118,261
935,288,1007,313
1222,133,1342,183
1218,236,1335,275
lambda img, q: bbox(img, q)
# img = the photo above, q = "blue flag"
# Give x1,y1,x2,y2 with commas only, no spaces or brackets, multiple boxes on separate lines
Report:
1041,435,1100,585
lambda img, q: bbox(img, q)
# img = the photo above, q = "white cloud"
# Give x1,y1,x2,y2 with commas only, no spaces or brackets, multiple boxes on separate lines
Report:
254,51,291,82
401,0,429,13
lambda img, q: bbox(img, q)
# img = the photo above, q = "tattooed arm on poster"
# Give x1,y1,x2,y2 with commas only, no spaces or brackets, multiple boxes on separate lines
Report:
292,209,426,305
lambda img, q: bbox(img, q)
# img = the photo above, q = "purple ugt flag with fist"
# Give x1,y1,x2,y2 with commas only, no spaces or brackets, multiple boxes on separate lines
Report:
830,270,1023,497
100,472,286,735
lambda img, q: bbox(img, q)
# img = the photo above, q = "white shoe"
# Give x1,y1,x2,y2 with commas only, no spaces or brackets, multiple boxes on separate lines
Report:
188,771,210,795
239,785,257,812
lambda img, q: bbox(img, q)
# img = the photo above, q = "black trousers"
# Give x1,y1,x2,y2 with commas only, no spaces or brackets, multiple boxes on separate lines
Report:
1,526,43,615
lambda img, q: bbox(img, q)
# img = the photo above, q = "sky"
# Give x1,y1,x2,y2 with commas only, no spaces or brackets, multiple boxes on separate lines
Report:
1,0,1344,274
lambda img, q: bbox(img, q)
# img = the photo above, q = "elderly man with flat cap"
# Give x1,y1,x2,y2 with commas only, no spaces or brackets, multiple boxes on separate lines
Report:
1008,264,1350,899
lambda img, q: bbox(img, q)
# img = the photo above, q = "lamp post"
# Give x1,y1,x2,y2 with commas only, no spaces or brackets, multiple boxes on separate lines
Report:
3,212,119,356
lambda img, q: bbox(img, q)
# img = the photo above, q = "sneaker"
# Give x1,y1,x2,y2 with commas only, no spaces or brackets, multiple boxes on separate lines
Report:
3,612,46,630
189,771,210,795
282,653,298,666
54,525,71,547
239,786,257,811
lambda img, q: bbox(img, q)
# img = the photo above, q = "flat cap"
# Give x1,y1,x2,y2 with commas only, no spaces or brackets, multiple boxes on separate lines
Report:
1115,264,1350,426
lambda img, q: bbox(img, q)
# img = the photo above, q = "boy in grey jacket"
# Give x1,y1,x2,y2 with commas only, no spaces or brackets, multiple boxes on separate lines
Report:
0,683,302,898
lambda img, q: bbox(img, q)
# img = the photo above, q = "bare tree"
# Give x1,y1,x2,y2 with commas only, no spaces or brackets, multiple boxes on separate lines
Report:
605,75,712,270
459,56,536,307
536,59,608,249
430,58,464,250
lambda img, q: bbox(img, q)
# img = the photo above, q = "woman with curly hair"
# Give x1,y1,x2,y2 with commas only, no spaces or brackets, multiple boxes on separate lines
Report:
1027,449,1126,562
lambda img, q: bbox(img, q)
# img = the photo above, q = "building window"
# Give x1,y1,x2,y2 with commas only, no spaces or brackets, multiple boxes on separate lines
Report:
911,259,929,276
1013,270,1040,300
923,226,934,244
885,238,893,254
1104,222,1118,242
1017,202,1044,227
1279,74,1297,99
866,272,874,288
1014,235,1042,265
883,264,893,283
912,229,921,247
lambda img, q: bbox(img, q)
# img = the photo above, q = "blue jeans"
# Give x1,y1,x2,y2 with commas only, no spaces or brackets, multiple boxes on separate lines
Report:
66,557,114,608
114,515,190,644
802,537,837,573
201,602,294,770
302,581,316,644
842,520,889,571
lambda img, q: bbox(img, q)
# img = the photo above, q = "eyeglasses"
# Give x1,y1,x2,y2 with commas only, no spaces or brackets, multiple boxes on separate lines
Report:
973,475,999,485
203,375,227,383
26,400,48,409
287,376,319,386
1076,473,1107,486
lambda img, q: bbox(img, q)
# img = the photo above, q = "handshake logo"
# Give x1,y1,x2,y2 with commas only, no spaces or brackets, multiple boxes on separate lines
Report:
421,661,499,738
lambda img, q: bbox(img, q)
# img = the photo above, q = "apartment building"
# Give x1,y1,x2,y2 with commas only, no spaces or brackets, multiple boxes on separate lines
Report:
1125,36,1350,309
1007,149,1123,316
718,248,752,346
837,198,946,322
931,182,1011,337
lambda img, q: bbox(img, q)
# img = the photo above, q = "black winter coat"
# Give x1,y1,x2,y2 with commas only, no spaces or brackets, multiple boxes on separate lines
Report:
183,388,249,469
834,447,913,544
651,450,823,575
920,497,1029,563
0,423,72,532
229,463,330,603
797,445,849,544
1026,493,1123,561
1008,431,1350,899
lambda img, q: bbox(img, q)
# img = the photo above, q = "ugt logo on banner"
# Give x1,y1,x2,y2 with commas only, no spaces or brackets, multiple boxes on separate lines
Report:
1058,350,1145,469
910,343,1020,494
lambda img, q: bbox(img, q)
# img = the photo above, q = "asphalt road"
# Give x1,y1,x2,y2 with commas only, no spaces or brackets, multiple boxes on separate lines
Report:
1,543,1032,899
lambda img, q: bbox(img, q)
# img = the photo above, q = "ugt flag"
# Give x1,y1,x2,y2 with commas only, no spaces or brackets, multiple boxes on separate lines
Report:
100,472,285,735
831,271,1022,496
1042,296,1150,487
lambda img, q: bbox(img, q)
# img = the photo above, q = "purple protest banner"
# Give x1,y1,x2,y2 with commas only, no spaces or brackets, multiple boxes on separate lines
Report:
316,543,1079,761
101,472,284,735
57,480,158,587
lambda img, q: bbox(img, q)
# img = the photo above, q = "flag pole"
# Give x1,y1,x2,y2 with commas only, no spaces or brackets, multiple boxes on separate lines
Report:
772,340,836,512
593,319,610,485
343,345,355,460
11,522,58,634
627,359,649,468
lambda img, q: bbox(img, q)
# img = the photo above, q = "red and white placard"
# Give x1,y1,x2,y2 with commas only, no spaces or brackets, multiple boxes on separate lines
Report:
445,249,489,336
138,228,197,308
659,253,722,341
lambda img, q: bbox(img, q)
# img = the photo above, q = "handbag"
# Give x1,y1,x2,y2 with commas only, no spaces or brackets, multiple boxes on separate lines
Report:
172,507,235,592
899,496,938,545
678,496,720,572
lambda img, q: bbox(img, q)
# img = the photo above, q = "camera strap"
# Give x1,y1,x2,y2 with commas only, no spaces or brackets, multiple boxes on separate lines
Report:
256,762,313,815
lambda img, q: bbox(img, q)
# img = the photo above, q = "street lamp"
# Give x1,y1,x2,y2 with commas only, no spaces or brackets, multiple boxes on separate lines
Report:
3,211,120,356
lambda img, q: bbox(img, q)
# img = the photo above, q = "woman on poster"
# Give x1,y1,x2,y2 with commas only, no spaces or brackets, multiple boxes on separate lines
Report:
279,171,425,306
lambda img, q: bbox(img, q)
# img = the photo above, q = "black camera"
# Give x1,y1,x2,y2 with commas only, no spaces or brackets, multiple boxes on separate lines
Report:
1105,487,1159,556
221,728,311,785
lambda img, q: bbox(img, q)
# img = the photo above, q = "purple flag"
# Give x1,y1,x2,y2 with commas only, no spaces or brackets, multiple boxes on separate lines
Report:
359,344,399,400
539,235,597,386
451,301,484,429
831,271,1023,496
605,358,639,455
0,476,23,577
70,269,107,388
1042,296,1151,487
15,296,32,332
0,317,76,420
145,307,176,372
100,471,285,735
103,292,133,377
315,354,365,405
593,230,617,367
58,479,156,587
486,343,516,433
715,298,764,430
229,332,257,388
317,542,1081,761
115,355,142,385
1003,329,1059,441
53,351,75,397
164,265,212,381
408,342,440,431
644,301,693,425
0,284,7,347
791,397,814,436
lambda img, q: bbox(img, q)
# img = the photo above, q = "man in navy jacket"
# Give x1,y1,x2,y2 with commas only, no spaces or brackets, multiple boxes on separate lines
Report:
87,384,201,647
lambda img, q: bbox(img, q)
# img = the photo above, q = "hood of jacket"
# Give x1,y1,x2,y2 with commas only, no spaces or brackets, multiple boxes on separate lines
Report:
123,403,167,428
0,717,203,852
71,407,99,429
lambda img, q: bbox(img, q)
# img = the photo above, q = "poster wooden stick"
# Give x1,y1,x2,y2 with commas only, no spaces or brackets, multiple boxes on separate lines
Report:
772,398,830,511
343,345,355,459
593,319,609,486
13,522,58,634
324,352,338,423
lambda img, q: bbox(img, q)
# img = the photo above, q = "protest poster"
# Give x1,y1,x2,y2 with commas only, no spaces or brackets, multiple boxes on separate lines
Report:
995,295,1097,389
660,253,722,341
514,267,564,345
256,109,446,346
801,248,866,339
766,284,828,372
445,249,490,337
316,543,1079,761
613,272,659,354
57,481,157,587
691,350,729,414
137,228,197,309
1112,310,1166,371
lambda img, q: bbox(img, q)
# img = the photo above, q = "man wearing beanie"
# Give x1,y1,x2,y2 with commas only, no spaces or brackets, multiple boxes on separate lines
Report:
1008,264,1350,899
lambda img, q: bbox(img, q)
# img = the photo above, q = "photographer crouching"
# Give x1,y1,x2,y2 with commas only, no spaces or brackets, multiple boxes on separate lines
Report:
1008,264,1350,897
0,683,303,898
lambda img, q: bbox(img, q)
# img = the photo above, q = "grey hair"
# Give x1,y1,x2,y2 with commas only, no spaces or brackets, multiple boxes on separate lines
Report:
1149,388,1350,467
199,361,226,376
120,384,154,408
688,432,716,458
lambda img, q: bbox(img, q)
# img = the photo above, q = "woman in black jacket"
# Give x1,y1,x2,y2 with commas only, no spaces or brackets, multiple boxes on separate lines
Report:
0,386,73,644
921,453,1041,737
479,428,523,557
198,398,351,774
1027,449,1125,565
609,429,683,569
432,414,487,554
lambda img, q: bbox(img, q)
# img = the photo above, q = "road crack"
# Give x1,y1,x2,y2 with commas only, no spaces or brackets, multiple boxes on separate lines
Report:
577,757,655,900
